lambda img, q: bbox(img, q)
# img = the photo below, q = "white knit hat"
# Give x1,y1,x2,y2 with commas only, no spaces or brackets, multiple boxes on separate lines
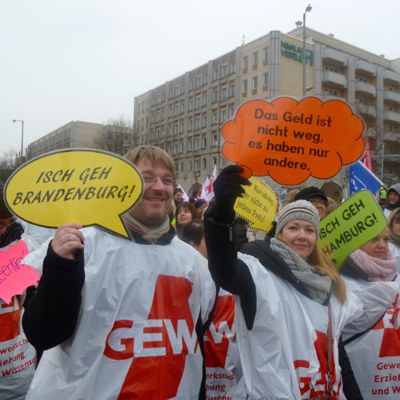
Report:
276,199,320,235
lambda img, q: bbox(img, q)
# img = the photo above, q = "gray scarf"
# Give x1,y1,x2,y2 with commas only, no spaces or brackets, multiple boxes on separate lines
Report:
270,238,333,305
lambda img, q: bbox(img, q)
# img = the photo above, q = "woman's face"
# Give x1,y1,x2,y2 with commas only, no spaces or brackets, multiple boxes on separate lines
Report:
388,191,400,205
279,220,317,261
177,207,193,225
360,228,390,260
391,215,400,237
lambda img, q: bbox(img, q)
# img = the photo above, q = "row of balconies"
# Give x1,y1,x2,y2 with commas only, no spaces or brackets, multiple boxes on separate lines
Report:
322,48,400,83
323,74,400,104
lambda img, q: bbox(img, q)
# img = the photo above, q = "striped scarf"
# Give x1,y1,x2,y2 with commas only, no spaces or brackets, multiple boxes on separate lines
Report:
122,212,171,243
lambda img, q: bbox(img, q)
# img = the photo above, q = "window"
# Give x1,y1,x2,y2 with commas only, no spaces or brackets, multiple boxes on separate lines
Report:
202,158,207,170
263,47,269,64
252,76,258,90
242,79,248,93
324,88,339,96
213,134,218,146
202,137,207,148
243,56,248,71
212,111,218,124
325,65,339,73
188,160,193,171
213,68,218,80
201,114,207,127
221,86,228,100
230,84,235,97
213,89,218,102
195,159,200,170
220,109,227,123
221,64,228,77
253,51,258,67
195,95,201,109
263,72,269,87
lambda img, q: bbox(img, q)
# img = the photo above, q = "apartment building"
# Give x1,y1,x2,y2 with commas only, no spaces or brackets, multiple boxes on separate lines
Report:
134,27,400,193
27,121,132,159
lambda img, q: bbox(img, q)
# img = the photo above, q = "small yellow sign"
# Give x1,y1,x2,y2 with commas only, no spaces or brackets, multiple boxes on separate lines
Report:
4,149,143,238
234,177,278,233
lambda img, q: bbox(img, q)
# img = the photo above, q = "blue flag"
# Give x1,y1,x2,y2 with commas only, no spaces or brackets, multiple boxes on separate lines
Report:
349,161,383,195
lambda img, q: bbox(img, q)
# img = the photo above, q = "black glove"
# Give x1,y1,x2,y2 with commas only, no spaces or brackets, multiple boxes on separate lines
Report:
212,165,251,223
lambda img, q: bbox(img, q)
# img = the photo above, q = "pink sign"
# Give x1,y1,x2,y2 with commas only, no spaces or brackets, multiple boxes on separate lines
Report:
0,240,40,303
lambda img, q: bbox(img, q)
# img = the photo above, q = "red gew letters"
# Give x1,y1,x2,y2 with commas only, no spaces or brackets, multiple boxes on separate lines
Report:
103,275,197,399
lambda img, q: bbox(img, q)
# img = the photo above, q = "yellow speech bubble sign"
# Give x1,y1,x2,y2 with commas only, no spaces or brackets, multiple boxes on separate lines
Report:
4,149,143,238
234,177,279,232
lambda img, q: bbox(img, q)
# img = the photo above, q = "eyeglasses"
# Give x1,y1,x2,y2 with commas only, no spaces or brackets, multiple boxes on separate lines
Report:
142,175,174,186
0,217,16,229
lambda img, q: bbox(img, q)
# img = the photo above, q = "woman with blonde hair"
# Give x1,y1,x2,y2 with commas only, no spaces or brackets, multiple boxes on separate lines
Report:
204,165,362,399
341,227,399,399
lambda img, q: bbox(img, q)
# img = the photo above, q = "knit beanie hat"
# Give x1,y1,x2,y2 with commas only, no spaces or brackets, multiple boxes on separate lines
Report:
276,199,320,235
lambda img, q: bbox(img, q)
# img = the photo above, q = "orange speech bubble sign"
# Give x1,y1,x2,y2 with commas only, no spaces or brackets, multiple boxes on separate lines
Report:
221,97,366,185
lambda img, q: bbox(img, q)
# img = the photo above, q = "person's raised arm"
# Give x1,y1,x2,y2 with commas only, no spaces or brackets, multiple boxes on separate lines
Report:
205,165,250,287
23,223,85,350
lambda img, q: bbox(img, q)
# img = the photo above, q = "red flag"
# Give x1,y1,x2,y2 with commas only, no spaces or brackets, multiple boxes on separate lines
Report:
364,138,372,171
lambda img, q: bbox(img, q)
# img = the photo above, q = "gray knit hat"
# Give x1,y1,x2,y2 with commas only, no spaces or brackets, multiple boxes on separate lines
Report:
276,199,320,235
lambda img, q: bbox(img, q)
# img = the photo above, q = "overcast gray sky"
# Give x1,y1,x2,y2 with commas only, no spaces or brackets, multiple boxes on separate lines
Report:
1,0,399,157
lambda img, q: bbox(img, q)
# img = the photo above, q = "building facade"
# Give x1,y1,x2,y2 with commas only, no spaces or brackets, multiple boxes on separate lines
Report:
133,27,400,193
27,121,132,159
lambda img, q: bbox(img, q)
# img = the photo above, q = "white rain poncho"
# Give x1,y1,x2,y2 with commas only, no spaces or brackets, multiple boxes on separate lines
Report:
343,275,400,399
234,253,363,400
204,288,243,399
24,227,216,400
0,235,40,400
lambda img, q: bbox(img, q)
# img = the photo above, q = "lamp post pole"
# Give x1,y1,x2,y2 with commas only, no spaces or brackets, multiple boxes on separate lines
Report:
12,119,24,158
302,4,312,97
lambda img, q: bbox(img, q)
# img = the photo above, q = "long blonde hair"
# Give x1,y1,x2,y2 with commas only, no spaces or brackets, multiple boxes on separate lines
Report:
309,244,346,304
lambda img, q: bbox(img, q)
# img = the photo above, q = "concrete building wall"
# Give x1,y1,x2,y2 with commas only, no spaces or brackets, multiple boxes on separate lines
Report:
134,26,400,191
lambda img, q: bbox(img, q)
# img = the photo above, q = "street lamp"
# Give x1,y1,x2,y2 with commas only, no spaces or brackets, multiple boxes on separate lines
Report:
302,4,312,97
12,119,24,158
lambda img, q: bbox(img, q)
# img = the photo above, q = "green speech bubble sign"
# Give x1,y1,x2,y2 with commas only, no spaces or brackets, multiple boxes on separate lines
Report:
318,190,388,267
4,149,143,238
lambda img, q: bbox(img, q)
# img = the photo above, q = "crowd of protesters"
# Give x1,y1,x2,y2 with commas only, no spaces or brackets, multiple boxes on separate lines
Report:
1,145,400,399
